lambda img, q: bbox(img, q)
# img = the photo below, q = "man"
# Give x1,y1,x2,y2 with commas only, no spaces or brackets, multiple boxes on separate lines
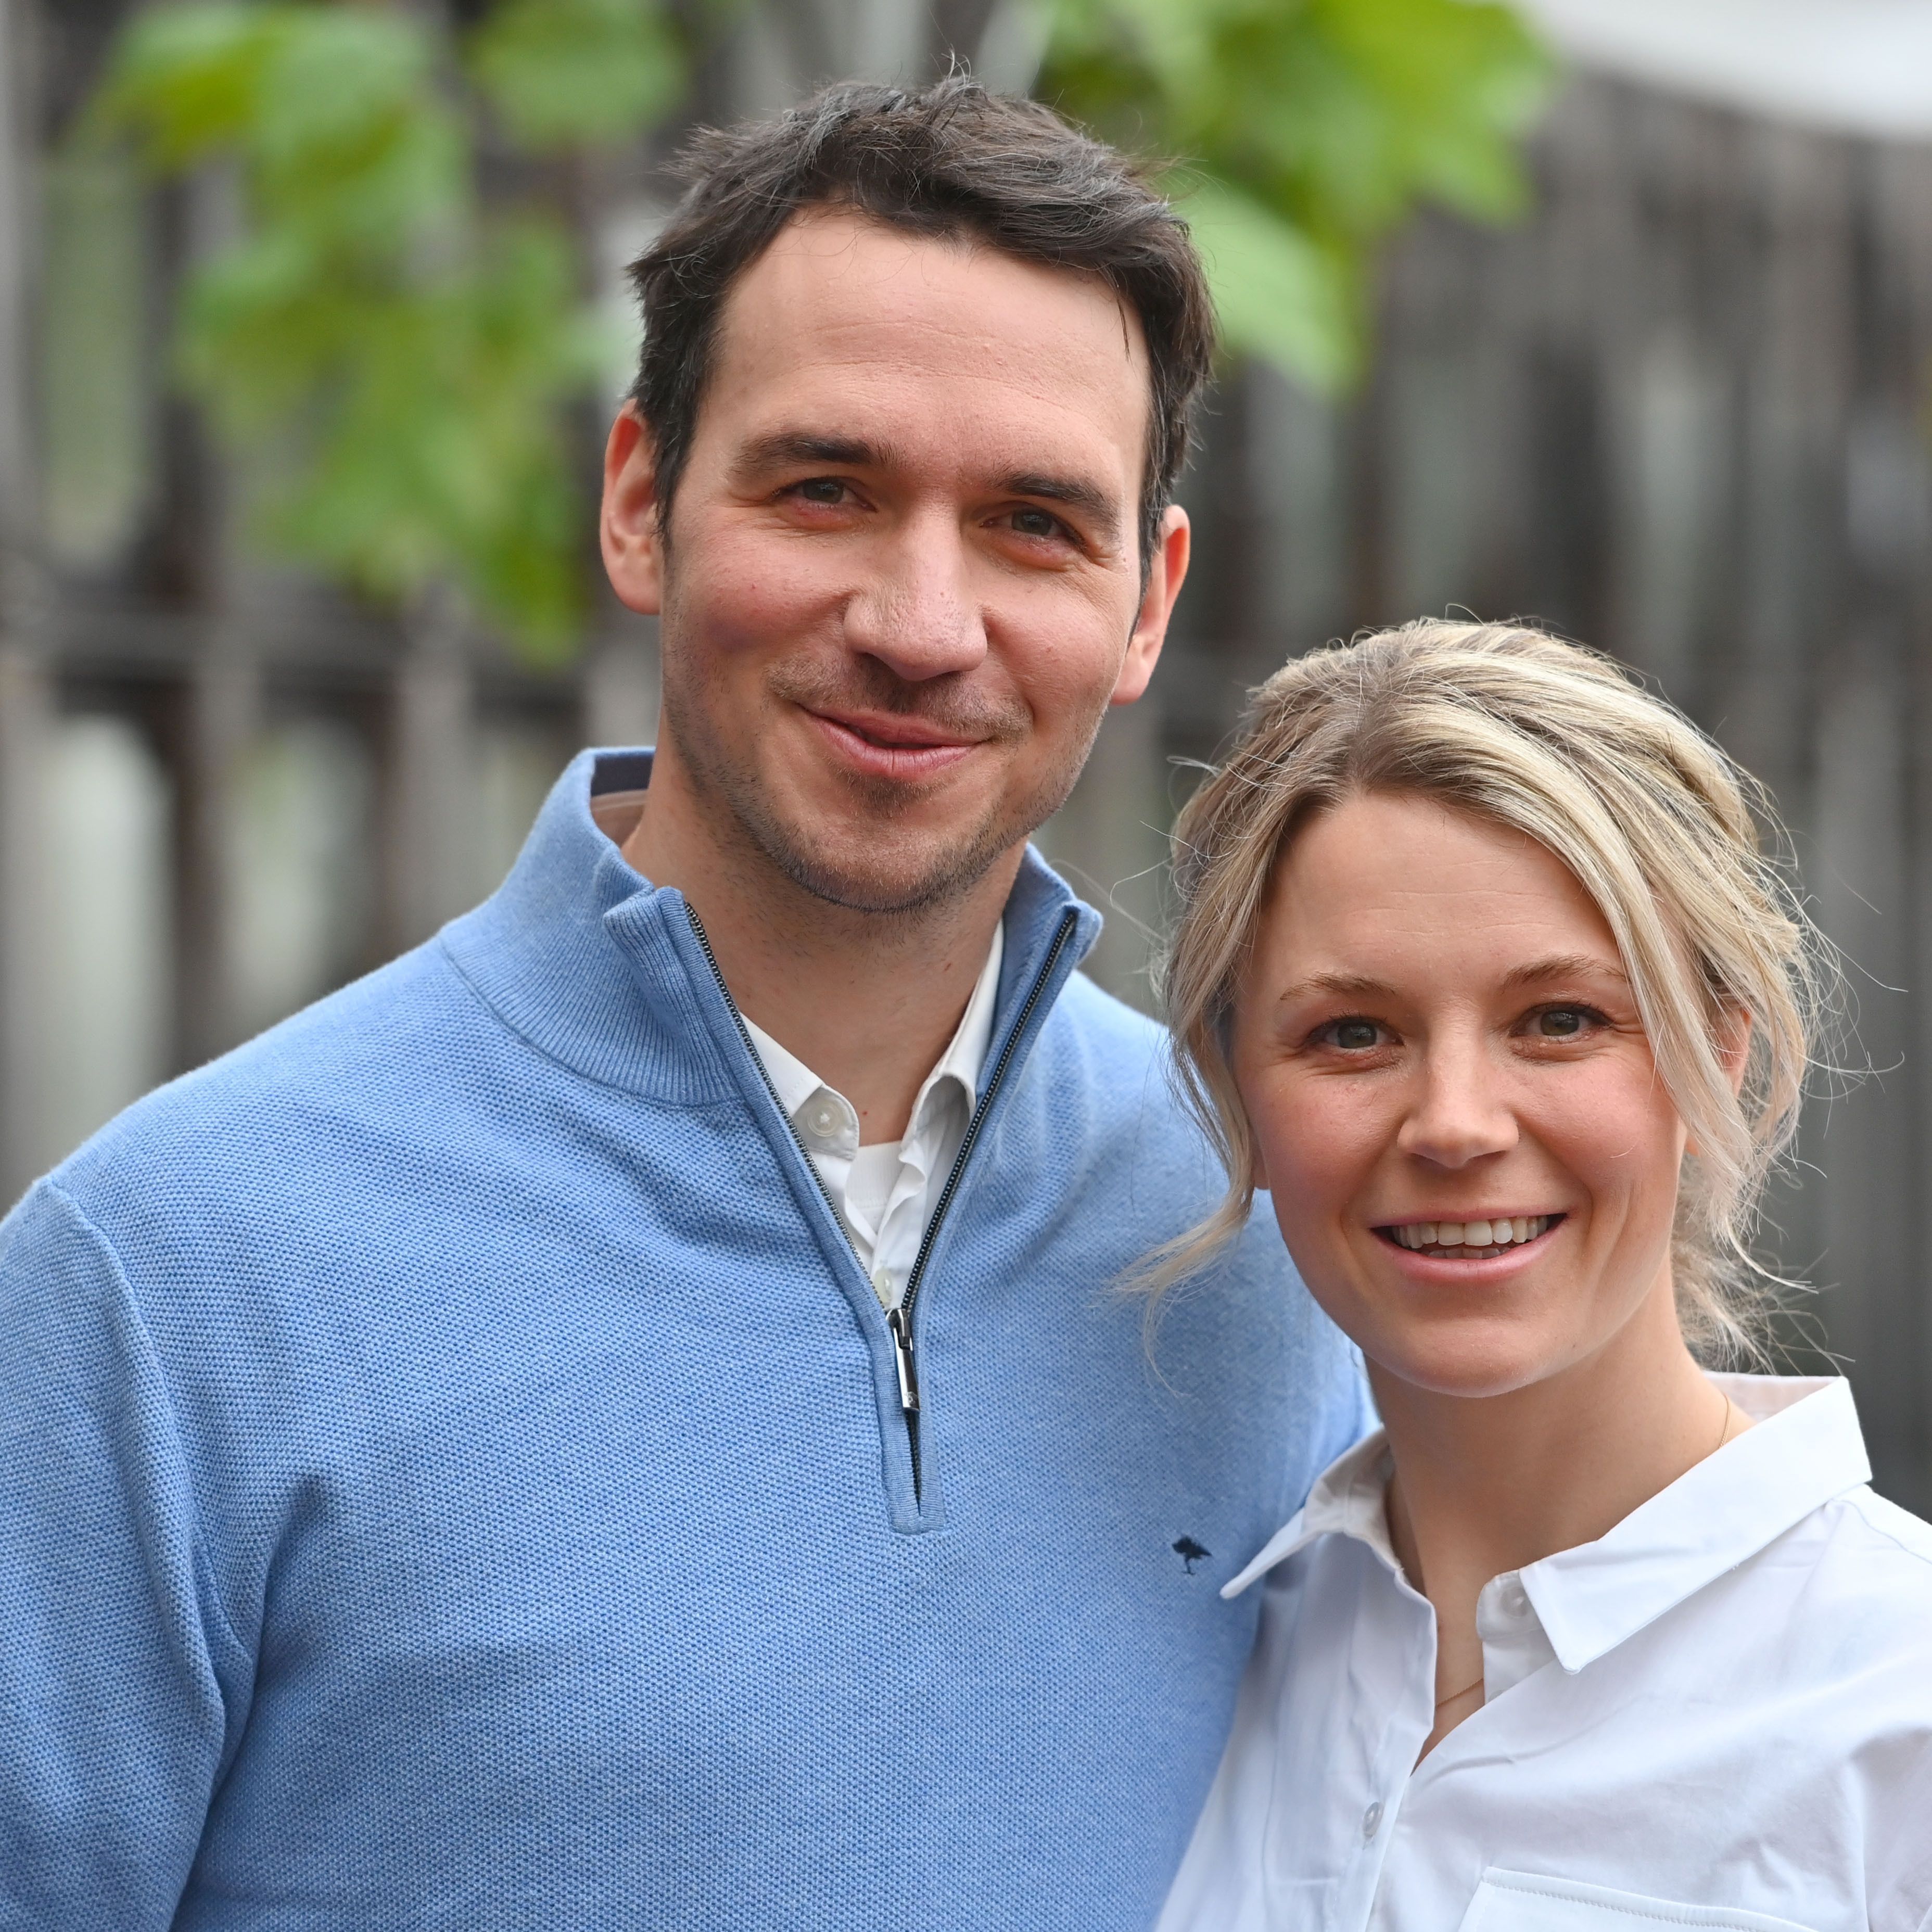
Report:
0,79,1364,1930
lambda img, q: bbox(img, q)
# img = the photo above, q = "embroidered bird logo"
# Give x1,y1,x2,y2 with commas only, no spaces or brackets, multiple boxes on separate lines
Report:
1172,1536,1211,1574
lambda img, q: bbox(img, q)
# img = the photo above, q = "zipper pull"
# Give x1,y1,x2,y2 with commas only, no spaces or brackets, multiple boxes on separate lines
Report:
886,1305,920,1414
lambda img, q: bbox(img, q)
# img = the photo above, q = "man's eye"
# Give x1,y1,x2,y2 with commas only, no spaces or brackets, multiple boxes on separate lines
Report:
1327,1018,1381,1051
1008,506,1066,540
794,477,847,505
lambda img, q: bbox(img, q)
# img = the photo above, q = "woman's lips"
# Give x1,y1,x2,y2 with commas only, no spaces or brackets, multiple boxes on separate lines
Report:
805,708,985,781
1372,1212,1566,1277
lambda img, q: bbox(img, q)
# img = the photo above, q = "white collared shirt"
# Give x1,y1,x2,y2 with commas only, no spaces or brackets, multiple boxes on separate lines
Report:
1160,1375,1932,1932
741,923,1003,1311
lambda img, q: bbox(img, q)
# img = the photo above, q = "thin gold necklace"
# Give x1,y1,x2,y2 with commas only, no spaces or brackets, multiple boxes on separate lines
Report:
1710,1391,1743,1457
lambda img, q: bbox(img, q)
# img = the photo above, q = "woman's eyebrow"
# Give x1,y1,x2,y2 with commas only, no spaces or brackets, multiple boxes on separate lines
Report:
1502,952,1630,990
1273,957,1630,1007
1274,971,1396,1006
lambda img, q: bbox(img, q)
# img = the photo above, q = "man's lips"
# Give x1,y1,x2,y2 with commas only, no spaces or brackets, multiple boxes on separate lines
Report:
803,707,988,781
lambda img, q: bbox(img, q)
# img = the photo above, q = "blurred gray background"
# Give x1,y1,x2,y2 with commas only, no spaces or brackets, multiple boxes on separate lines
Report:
5,0,1932,1509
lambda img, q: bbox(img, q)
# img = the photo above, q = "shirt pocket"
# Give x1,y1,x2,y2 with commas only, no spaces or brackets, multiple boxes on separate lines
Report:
1457,1870,1819,1932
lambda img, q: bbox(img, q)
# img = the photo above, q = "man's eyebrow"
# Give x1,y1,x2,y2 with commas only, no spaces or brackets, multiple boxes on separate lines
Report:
733,430,884,473
1502,952,1630,991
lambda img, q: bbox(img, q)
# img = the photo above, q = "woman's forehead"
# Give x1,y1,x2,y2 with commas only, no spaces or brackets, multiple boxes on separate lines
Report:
1272,796,1610,935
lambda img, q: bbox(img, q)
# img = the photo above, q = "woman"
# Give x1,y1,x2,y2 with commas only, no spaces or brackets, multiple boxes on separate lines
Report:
1154,622,1932,1931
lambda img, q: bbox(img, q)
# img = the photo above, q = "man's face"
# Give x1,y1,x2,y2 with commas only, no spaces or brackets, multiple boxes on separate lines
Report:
601,209,1188,914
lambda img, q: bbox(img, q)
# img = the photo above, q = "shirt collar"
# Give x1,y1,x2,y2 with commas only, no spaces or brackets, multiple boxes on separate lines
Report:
741,921,1005,1143
918,918,1003,1119
739,1018,828,1123
1219,1376,1873,1666
1222,1428,1399,1597
1523,1375,1870,1671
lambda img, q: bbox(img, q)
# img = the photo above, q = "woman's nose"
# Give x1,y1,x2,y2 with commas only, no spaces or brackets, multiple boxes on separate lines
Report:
841,516,987,682
1395,1040,1519,1170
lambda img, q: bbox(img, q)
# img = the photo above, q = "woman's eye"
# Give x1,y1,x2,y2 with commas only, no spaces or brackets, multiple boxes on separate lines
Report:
1327,1018,1382,1051
1533,1006,1597,1038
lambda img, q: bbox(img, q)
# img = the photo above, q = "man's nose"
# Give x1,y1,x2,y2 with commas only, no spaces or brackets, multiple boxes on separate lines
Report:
841,512,987,682
1395,1034,1520,1170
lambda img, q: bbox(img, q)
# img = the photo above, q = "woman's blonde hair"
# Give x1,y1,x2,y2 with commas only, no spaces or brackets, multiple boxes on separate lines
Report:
1157,619,1831,1361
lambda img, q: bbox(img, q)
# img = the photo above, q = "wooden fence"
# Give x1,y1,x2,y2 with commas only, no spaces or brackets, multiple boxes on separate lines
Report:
1,3,1929,1507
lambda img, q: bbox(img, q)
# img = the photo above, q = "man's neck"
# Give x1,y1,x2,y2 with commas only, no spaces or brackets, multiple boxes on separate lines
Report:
620,748,1019,1146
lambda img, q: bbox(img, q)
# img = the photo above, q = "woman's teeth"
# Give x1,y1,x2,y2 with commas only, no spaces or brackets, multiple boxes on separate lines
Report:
1389,1215,1554,1256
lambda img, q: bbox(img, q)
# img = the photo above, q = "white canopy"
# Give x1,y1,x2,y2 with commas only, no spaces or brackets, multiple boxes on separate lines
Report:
1515,0,1932,139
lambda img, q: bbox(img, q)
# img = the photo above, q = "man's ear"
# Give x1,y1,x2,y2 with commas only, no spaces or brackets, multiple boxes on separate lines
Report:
1110,503,1191,707
601,404,666,616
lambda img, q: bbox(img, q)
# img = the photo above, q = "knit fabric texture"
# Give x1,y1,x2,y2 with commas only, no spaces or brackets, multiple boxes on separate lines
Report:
0,748,1368,1931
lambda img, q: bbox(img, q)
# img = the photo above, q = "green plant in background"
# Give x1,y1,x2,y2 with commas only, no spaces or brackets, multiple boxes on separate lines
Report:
1040,0,1553,389
468,0,683,150
83,0,1547,662
87,0,685,660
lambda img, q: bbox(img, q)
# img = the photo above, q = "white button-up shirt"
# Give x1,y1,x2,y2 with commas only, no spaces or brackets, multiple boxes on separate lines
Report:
742,924,1002,1311
1160,1375,1932,1932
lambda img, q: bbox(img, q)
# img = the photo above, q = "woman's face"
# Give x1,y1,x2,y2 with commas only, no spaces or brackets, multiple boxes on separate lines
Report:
1230,792,1689,1399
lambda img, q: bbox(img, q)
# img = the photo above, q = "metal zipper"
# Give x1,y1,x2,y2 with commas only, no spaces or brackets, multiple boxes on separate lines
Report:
892,906,1079,1496
685,900,1079,1503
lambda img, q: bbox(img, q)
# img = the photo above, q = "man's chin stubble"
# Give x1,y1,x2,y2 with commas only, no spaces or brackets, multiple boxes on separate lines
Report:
747,806,1022,917
725,753,1089,916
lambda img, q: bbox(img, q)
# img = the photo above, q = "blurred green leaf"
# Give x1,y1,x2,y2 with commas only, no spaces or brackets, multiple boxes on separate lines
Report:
1042,0,1553,391
86,5,274,165
85,0,681,660
1175,177,1357,389
468,0,684,150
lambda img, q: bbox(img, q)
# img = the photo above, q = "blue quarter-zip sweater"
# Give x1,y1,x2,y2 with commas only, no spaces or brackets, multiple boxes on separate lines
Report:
0,749,1366,1931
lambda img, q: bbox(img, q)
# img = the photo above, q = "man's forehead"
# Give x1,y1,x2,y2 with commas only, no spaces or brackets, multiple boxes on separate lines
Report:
710,207,1149,412
745,204,1135,315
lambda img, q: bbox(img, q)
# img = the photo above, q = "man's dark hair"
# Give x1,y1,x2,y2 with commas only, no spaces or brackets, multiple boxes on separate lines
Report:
627,74,1217,571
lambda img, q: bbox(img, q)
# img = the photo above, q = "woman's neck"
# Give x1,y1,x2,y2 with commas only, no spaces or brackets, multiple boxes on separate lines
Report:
1376,1281,1743,1755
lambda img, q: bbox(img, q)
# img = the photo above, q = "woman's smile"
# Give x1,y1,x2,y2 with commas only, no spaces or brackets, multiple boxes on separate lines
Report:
1380,1212,1559,1255
1375,1205,1569,1282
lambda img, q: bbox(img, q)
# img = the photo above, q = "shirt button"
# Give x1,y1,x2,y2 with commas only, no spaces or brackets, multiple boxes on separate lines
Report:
871,1265,894,1302
1501,1580,1530,1617
809,1104,837,1137
1362,1800,1383,1841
